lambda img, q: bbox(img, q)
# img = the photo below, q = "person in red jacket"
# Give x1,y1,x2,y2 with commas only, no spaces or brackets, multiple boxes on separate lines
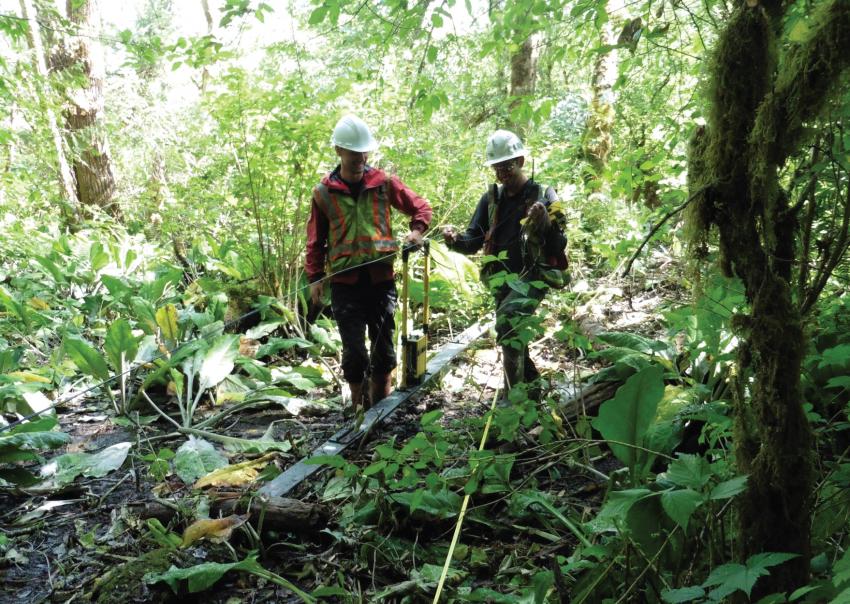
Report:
306,115,432,413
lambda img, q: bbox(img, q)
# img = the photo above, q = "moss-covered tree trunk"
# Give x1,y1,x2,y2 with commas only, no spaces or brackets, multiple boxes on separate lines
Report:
688,1,850,596
63,0,118,217
19,0,79,214
583,16,617,174
509,34,537,135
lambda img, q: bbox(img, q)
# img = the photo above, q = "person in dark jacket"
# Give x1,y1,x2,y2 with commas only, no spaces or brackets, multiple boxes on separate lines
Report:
443,130,566,393
306,115,432,412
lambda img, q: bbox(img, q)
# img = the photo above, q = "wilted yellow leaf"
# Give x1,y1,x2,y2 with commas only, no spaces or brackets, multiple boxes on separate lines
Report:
6,371,51,383
156,304,180,343
28,297,50,310
181,514,247,547
193,453,276,488
239,337,260,358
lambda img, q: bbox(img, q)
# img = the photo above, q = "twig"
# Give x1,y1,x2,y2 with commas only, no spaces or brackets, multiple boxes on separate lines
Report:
139,390,181,430
96,471,131,507
621,188,706,277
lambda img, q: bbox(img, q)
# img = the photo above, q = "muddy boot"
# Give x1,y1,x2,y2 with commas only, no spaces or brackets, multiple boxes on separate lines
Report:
347,381,368,416
524,355,542,401
502,345,525,395
369,372,394,407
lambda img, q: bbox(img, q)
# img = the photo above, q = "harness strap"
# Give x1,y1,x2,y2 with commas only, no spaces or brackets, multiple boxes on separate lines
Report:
483,183,500,255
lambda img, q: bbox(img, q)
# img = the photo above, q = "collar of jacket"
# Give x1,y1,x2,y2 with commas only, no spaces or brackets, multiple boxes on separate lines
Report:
322,165,387,194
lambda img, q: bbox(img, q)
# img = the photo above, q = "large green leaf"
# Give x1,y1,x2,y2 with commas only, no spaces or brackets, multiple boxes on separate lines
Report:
0,417,70,464
221,425,292,454
144,554,314,601
105,319,139,372
145,556,263,593
42,442,132,486
591,488,655,532
390,489,461,519
703,552,798,600
659,488,703,531
131,297,158,334
661,586,706,603
665,454,714,490
0,346,23,373
100,274,133,302
596,331,668,355
198,335,239,392
64,336,109,381
173,436,227,483
592,365,664,476
709,475,748,500
34,255,66,284
0,286,30,329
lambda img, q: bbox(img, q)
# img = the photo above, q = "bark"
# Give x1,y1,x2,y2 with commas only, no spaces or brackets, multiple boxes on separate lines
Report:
19,0,78,212
129,495,329,534
559,380,622,420
583,18,618,174
63,0,118,217
688,2,850,595
200,0,213,92
509,33,537,135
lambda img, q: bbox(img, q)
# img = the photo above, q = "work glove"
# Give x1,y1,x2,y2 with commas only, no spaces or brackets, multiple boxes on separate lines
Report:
527,202,550,233
442,226,458,245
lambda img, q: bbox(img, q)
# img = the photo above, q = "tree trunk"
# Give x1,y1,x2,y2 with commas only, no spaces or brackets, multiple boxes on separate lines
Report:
583,18,617,174
687,2,850,596
63,0,118,217
509,34,537,135
200,0,213,92
19,0,79,214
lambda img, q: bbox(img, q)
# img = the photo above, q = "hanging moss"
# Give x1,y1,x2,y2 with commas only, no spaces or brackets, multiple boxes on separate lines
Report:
748,0,850,253
705,7,775,200
684,125,712,262
681,3,850,594
769,0,850,164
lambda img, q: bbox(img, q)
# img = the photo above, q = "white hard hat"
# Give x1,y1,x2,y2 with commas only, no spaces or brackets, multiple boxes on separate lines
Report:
331,114,378,152
484,129,527,165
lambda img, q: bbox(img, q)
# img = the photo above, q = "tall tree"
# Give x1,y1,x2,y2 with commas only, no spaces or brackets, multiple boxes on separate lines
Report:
508,33,537,135
62,0,117,217
200,0,213,92
582,18,618,174
687,1,850,595
19,0,78,212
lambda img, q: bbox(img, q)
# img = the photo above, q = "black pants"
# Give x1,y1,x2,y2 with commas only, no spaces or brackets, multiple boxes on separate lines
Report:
494,281,545,389
330,279,398,383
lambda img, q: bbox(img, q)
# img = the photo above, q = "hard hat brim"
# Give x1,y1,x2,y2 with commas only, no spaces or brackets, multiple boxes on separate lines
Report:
484,149,528,166
332,139,379,153
331,131,379,153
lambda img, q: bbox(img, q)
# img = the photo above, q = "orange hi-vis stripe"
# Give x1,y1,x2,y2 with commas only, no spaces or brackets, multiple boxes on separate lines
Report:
315,181,398,270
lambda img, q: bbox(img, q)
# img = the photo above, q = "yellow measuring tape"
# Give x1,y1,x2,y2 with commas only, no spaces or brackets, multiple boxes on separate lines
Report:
432,386,501,603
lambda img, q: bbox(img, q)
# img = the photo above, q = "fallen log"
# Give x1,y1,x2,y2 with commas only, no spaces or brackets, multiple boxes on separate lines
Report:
127,494,327,533
214,494,328,532
559,380,622,420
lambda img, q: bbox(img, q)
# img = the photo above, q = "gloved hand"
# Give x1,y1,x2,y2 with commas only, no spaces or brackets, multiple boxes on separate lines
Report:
309,281,324,306
527,202,550,232
442,225,458,245
404,229,425,249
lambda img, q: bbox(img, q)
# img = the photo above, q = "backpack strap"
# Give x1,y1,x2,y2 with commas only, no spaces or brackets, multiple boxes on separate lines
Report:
483,183,500,255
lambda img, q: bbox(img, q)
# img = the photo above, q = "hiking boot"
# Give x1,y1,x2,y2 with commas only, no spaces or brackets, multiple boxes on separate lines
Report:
369,372,394,406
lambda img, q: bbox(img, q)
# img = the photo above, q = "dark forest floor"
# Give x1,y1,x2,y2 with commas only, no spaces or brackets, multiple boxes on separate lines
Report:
0,267,683,603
